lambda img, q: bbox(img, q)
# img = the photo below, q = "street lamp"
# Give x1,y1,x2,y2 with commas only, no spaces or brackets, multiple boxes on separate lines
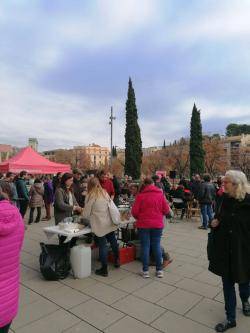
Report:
109,106,116,166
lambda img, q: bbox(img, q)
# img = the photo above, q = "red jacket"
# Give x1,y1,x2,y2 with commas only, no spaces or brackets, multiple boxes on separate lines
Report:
132,185,170,229
100,179,115,197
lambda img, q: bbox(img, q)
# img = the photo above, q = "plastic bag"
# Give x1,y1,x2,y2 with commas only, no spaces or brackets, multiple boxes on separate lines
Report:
39,243,71,280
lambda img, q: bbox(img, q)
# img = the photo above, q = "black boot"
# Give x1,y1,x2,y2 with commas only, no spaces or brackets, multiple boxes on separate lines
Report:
95,265,108,277
243,301,250,316
114,258,120,268
215,320,236,332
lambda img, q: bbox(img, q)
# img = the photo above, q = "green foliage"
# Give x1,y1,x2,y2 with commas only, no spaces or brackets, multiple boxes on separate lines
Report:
124,78,142,179
112,146,117,158
226,123,250,136
190,103,205,177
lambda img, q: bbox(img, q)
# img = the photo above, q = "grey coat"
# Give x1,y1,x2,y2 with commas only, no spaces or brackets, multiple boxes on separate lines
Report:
54,188,78,225
29,183,44,208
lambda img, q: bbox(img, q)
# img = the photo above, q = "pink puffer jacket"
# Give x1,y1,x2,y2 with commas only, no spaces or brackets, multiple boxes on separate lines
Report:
0,200,24,328
132,185,170,229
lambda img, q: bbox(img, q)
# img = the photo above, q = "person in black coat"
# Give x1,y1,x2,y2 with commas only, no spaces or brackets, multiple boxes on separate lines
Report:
208,170,250,332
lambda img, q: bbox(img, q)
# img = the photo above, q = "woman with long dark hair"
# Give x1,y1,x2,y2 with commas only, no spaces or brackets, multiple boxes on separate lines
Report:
54,173,82,225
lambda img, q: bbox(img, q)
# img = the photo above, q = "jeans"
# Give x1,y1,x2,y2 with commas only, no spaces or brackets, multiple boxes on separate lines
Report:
0,322,11,333
200,204,213,228
96,232,119,267
222,277,250,322
29,207,42,223
138,228,163,272
19,200,29,218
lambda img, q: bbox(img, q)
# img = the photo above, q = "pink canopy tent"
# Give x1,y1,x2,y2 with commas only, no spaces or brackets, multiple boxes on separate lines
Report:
0,146,71,174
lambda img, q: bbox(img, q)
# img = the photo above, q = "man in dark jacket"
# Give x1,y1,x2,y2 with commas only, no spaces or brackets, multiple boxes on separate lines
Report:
190,174,202,199
198,174,216,229
72,169,85,208
15,170,29,218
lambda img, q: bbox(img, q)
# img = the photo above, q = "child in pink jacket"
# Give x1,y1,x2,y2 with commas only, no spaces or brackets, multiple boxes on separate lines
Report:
0,186,24,332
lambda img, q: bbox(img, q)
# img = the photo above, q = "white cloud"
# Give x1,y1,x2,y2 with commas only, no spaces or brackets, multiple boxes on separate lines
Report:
179,98,250,122
0,68,125,150
154,0,250,45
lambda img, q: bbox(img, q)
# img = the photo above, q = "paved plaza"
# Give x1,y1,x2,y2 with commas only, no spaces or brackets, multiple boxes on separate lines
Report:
13,216,249,333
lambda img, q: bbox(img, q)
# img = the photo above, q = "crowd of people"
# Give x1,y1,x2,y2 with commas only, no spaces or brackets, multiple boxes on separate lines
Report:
0,168,250,332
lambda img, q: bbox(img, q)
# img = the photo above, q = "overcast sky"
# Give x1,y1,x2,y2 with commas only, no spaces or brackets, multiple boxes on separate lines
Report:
0,0,250,151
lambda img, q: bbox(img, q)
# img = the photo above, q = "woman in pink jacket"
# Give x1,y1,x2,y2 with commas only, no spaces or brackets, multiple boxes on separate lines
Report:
132,178,170,278
0,182,24,333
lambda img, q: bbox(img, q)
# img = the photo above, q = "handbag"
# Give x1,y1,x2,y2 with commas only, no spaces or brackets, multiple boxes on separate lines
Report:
107,198,121,225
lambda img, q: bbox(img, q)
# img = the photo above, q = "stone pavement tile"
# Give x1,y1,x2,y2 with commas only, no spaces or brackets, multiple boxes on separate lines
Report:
163,259,185,271
70,299,125,330
193,270,222,286
83,281,128,305
22,276,64,296
19,285,42,307
185,298,226,328
13,298,59,329
120,260,142,274
22,238,41,257
61,276,98,291
167,263,205,278
230,311,250,333
27,230,48,242
111,273,152,293
157,288,202,315
171,247,201,258
64,321,101,333
44,285,90,309
112,295,166,324
20,264,40,282
91,267,132,284
214,290,242,308
20,252,40,270
133,281,176,303
105,316,160,333
175,278,221,298
173,253,208,267
151,310,214,333
153,272,183,286
15,309,80,333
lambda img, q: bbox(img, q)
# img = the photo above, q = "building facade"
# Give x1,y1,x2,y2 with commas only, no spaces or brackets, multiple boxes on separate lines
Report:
0,144,13,163
75,144,110,168
28,138,38,151
223,134,250,168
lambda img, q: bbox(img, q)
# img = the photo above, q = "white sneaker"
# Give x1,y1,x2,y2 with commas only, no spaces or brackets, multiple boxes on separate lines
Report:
141,271,150,278
156,270,164,278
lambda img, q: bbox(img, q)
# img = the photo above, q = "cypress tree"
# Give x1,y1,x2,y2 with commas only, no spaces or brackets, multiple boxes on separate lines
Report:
190,103,205,177
163,139,166,149
112,146,117,158
125,78,142,179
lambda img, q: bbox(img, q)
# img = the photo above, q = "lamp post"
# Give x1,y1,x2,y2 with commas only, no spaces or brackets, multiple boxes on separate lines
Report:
109,106,116,167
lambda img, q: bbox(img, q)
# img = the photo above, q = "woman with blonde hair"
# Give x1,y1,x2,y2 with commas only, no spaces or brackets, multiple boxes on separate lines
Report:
209,170,250,332
82,177,119,277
